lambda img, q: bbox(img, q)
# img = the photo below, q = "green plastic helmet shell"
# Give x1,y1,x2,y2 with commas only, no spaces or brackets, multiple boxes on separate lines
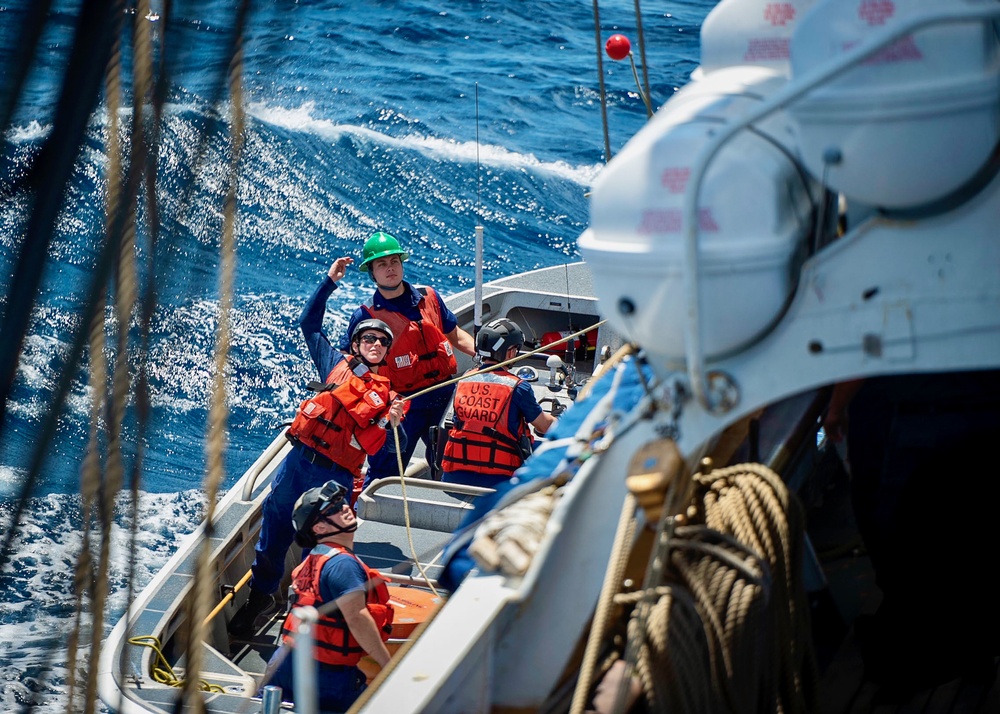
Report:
359,231,409,272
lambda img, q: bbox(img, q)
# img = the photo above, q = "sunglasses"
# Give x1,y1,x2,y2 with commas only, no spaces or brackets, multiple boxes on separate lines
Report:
359,333,390,347
320,498,348,516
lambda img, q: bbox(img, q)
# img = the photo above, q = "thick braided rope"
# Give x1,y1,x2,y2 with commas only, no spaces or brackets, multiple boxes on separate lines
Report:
67,292,105,712
182,13,246,712
625,589,705,713
68,4,126,711
119,0,155,705
568,493,638,714
616,462,817,714
617,526,765,712
92,36,141,714
694,464,817,714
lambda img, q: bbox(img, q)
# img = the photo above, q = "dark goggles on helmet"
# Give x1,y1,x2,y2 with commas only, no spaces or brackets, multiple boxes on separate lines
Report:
303,481,348,531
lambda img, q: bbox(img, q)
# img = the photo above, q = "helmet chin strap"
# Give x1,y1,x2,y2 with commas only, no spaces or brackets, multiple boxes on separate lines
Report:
320,515,358,535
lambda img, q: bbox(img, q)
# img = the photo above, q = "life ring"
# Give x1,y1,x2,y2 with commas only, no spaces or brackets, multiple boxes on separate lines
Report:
386,585,443,639
358,584,442,682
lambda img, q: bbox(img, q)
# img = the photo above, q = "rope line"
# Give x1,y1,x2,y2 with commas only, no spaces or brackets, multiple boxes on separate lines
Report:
582,462,818,713
568,493,638,714
126,637,226,694
377,321,609,599
181,5,248,711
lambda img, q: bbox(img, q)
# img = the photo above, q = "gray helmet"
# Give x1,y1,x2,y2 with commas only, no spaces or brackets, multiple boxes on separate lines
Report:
292,480,349,547
351,318,394,348
476,318,524,363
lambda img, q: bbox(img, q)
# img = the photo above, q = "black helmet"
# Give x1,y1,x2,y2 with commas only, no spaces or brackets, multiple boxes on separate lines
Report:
476,318,524,363
351,318,394,348
292,480,349,547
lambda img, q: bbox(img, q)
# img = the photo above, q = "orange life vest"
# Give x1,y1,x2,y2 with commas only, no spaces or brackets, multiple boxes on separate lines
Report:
441,367,529,478
287,357,395,476
363,286,457,393
280,543,394,667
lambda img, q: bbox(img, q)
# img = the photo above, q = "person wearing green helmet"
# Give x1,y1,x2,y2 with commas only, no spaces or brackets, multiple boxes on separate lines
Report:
339,231,476,495
357,230,410,273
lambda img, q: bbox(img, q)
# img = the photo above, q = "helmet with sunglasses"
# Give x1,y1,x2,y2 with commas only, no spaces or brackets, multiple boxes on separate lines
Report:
351,318,394,349
292,480,350,547
476,317,524,363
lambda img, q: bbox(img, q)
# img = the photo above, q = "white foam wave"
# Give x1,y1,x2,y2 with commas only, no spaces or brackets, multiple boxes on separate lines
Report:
0,489,206,712
247,100,601,186
6,120,50,143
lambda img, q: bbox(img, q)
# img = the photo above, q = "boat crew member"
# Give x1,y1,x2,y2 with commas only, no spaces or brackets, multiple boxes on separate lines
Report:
441,318,557,489
229,262,406,637
339,232,476,494
263,480,393,711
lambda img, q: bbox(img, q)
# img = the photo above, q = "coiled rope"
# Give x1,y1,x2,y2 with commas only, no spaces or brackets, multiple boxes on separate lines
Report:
127,636,226,694
599,462,818,714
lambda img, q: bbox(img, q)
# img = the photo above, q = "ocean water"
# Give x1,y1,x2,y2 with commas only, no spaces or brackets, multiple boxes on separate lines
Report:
0,0,710,710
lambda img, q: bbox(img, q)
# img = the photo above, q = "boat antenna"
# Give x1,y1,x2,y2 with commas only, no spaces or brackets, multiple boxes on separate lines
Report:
591,0,613,162
474,82,484,341
563,263,578,394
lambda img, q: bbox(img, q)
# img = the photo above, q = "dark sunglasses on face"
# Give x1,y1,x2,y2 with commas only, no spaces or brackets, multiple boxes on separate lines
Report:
360,333,390,347
321,498,348,516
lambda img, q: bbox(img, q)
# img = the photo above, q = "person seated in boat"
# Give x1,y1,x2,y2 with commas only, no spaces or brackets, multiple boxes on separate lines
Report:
440,317,557,489
263,480,393,712
228,292,406,637
337,231,476,494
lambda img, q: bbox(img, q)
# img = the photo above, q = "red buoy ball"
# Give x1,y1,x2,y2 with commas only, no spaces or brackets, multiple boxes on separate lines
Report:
605,34,631,61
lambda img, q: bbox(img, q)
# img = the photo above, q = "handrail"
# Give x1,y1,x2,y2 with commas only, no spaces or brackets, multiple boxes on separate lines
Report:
682,4,1000,411
240,431,291,501
359,475,495,499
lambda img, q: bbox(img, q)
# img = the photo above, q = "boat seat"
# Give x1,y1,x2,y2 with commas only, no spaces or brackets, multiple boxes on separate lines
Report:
356,476,492,533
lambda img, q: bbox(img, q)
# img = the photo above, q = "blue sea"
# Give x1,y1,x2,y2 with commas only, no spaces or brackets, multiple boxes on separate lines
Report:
0,0,711,710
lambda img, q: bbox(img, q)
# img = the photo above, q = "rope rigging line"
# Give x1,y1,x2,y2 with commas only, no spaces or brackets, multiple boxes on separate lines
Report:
391,422,442,599
402,320,607,404
120,3,158,712
68,4,131,711
588,461,819,714
180,3,250,711
568,493,639,714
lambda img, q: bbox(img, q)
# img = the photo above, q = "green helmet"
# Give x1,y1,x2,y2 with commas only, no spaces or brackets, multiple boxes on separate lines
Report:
359,231,409,273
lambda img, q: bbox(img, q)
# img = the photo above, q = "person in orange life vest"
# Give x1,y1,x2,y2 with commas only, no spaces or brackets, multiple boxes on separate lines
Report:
338,232,475,495
441,318,557,489
263,480,393,712
228,271,406,638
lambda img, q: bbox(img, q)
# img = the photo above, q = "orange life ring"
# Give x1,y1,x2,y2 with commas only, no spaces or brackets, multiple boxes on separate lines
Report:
386,585,443,639
357,585,442,682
